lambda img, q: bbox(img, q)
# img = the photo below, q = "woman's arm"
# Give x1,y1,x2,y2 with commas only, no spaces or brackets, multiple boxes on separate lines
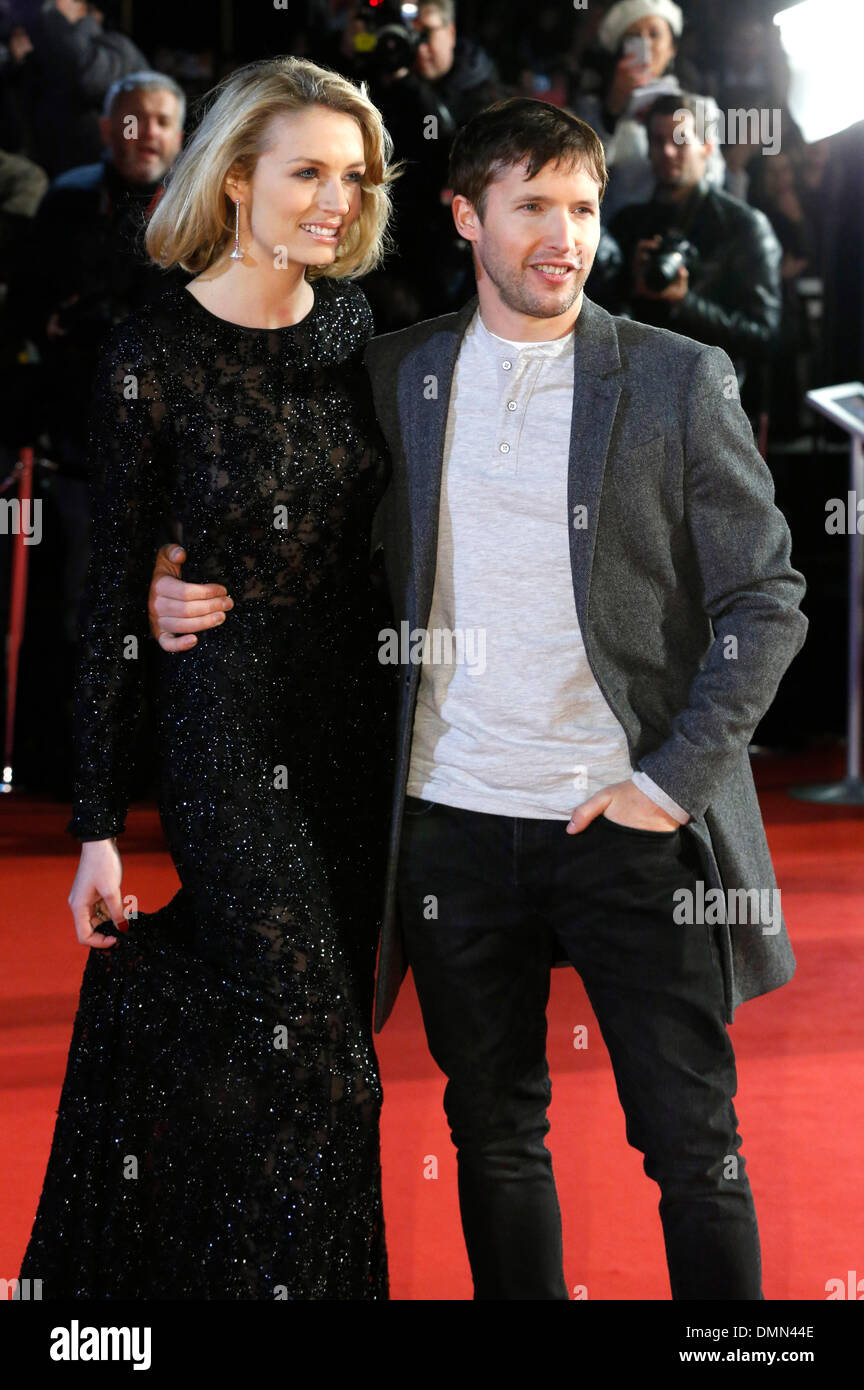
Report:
66,315,170,843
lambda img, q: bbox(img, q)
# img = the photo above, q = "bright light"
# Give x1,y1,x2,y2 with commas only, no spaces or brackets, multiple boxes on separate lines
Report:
774,0,864,140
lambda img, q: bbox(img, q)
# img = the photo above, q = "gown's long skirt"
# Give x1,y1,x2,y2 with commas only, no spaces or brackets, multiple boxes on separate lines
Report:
18,598,394,1299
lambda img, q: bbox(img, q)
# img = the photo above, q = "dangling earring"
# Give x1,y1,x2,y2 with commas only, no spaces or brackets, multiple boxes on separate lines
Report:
230,198,244,260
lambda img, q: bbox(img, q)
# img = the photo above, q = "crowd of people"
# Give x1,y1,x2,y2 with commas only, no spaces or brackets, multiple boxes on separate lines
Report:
0,0,860,790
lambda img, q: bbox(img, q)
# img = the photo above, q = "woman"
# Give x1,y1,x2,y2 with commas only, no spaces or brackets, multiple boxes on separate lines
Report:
18,55,400,1299
573,0,724,223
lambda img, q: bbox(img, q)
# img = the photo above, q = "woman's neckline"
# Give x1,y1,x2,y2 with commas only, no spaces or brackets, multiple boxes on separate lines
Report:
180,277,322,333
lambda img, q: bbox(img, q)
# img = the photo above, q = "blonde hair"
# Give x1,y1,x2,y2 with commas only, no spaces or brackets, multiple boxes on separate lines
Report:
146,55,400,280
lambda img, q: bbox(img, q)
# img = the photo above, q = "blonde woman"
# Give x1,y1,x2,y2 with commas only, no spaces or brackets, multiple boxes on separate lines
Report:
18,56,400,1300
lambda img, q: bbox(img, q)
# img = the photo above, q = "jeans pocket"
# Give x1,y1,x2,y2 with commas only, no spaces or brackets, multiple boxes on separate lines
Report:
599,813,680,839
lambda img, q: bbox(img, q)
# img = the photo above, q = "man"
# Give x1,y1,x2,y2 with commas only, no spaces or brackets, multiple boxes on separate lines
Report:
148,99,807,1301
13,68,186,368
340,0,504,323
7,70,184,799
13,62,184,535
601,92,782,383
9,0,151,177
410,0,501,126
9,70,185,639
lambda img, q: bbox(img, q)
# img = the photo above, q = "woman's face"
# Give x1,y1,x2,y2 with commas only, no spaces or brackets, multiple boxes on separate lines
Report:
622,15,677,79
232,104,367,270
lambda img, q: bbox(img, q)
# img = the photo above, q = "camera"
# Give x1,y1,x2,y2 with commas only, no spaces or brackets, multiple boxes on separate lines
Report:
642,232,698,293
352,2,423,76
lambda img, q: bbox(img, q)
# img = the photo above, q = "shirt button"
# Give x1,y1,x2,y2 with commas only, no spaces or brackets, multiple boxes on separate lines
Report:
507,400,517,411
502,360,512,370
499,442,510,454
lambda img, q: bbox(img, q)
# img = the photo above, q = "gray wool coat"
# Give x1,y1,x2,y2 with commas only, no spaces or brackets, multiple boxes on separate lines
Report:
362,291,808,1034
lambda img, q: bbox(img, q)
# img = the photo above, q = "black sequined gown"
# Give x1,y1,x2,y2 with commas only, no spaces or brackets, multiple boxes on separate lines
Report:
18,276,395,1299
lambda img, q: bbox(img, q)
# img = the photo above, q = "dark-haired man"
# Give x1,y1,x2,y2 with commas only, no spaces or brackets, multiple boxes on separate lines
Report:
148,98,806,1301
606,93,782,381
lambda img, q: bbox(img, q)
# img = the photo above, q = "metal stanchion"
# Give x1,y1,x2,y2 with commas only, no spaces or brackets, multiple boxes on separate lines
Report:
2,447,35,793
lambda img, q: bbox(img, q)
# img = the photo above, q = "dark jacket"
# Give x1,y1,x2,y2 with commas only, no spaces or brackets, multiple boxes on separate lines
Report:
605,179,782,368
363,293,807,1033
10,4,149,177
0,148,48,276
432,35,501,126
8,153,184,470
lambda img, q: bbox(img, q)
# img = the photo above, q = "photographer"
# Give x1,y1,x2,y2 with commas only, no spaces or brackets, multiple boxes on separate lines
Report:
604,93,782,385
410,1,501,126
571,0,724,223
337,2,504,322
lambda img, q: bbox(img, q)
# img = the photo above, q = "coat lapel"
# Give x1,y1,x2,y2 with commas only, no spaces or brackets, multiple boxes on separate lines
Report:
565,296,622,633
397,293,479,626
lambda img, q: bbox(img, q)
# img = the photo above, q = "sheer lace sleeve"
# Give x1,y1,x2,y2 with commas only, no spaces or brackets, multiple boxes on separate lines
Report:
66,315,170,841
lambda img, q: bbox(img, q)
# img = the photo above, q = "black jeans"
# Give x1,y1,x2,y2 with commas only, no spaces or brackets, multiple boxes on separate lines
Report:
397,796,763,1301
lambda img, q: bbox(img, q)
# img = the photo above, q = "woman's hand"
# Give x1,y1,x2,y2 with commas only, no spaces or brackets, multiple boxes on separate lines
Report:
68,839,125,947
606,54,652,117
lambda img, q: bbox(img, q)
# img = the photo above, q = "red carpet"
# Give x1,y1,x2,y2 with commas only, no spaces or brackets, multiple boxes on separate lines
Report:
2,746,862,1300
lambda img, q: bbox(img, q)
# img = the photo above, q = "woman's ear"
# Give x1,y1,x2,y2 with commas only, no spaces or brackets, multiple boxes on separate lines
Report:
223,162,247,203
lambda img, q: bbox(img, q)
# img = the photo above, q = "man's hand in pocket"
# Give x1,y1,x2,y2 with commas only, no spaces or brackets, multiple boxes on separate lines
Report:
566,778,681,834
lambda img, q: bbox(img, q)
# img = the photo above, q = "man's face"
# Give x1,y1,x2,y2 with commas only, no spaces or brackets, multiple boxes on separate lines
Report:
100,89,184,185
648,111,710,191
453,157,602,321
53,0,89,23
413,5,456,81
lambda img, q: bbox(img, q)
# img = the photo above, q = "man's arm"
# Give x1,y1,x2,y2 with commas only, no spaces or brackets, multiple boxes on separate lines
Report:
148,545,233,651
635,342,808,820
665,207,782,359
35,4,146,103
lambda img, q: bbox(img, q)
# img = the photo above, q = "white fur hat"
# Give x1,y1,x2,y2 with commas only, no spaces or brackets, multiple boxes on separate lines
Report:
598,0,684,53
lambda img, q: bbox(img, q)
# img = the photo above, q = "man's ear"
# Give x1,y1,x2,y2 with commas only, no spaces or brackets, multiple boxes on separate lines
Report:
451,194,481,242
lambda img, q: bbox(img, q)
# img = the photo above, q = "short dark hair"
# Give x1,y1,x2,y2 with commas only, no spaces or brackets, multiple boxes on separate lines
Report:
645,92,717,145
449,98,608,221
